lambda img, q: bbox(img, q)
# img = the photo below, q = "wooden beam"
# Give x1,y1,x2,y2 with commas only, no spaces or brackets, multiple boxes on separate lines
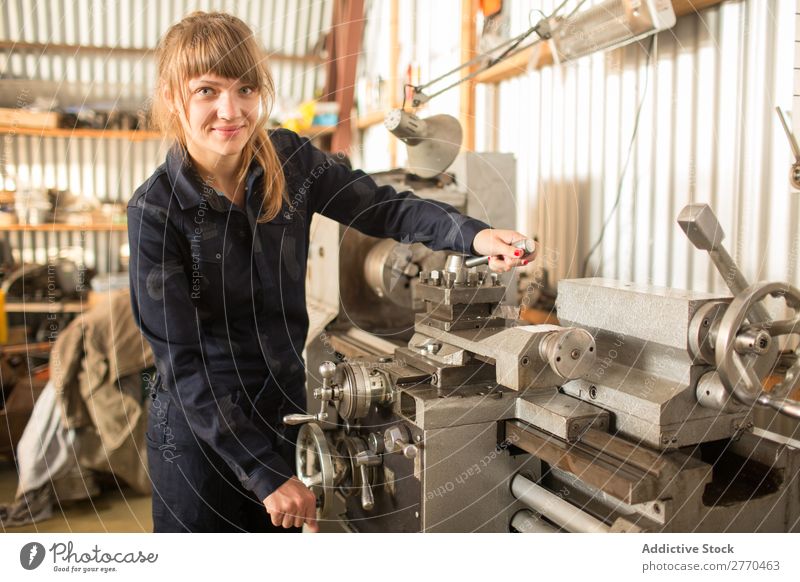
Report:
671,0,724,15
356,109,386,130
389,0,400,167
474,0,725,85
460,0,478,152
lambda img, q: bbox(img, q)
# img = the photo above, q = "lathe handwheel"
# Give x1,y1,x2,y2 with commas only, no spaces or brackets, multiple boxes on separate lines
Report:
295,423,336,518
715,281,800,415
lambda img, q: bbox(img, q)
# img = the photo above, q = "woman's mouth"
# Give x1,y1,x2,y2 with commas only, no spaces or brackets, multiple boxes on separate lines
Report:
213,125,244,138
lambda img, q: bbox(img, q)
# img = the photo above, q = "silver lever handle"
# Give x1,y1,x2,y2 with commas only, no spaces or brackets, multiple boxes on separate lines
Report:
355,450,381,511
775,107,800,189
384,425,419,459
464,238,535,268
282,361,339,426
677,204,770,323
282,413,324,426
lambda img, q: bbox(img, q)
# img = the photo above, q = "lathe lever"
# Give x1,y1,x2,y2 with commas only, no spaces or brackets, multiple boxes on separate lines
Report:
355,450,381,511
464,238,536,268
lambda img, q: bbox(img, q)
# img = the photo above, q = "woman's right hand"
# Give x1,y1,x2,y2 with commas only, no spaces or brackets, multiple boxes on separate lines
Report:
263,476,319,532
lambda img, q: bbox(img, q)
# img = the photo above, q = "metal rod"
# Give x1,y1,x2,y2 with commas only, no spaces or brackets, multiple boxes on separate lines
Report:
510,473,610,533
775,107,800,160
510,509,560,533
464,238,535,268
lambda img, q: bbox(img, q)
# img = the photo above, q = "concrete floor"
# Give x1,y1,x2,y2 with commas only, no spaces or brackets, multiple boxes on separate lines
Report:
0,458,152,533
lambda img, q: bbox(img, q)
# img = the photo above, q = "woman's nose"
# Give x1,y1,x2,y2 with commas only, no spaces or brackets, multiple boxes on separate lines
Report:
216,91,239,119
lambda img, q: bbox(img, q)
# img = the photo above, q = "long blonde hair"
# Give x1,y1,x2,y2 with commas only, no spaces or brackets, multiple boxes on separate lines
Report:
151,11,286,222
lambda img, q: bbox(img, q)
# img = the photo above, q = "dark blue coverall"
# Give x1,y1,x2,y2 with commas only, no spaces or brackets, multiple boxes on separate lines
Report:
127,128,490,532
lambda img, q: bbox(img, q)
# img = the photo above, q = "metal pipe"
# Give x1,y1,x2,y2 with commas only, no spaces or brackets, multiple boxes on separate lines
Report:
510,510,560,533
511,473,610,533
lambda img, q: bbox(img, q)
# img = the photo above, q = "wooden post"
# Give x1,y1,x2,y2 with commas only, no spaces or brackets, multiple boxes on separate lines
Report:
323,0,365,154
389,0,400,167
460,0,478,152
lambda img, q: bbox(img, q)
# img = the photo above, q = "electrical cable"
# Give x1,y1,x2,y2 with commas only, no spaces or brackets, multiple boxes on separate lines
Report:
581,35,657,278
404,0,585,107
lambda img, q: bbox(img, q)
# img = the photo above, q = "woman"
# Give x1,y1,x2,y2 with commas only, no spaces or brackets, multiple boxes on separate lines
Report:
128,11,534,533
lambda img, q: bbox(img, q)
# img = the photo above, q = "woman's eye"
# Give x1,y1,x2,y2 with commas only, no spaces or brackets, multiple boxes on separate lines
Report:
240,86,255,95
196,87,214,96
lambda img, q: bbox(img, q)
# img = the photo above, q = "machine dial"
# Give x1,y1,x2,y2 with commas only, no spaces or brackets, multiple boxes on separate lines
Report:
295,423,337,517
715,281,800,418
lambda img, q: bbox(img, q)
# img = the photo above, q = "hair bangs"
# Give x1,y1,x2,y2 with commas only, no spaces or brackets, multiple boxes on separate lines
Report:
174,19,265,95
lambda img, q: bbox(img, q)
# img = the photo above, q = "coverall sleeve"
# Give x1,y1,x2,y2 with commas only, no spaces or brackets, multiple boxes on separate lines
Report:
281,130,490,253
127,200,293,502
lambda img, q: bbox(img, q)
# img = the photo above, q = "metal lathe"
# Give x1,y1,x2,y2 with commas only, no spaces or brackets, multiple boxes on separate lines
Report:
295,193,800,532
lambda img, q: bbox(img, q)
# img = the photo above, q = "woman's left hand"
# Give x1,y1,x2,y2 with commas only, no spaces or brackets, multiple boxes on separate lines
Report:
471,229,536,273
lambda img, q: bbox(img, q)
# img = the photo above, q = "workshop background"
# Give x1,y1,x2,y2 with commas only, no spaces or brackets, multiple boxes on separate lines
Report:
0,0,797,533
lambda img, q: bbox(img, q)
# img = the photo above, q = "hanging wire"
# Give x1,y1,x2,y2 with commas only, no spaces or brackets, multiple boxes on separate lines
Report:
581,35,658,278
403,0,588,108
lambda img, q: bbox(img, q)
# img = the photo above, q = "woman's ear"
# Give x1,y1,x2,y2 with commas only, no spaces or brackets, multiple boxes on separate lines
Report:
162,87,177,114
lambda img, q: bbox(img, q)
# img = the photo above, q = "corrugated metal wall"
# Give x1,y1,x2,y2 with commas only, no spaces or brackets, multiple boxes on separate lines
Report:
0,0,331,273
484,0,797,294
359,0,797,296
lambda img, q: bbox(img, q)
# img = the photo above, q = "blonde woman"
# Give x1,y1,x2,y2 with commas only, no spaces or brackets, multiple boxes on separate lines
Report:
128,11,534,533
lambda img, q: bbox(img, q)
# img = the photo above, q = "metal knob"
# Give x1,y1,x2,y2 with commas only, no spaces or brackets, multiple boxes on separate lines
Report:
538,328,596,381
384,425,419,459
283,361,340,425
313,361,342,402
320,361,337,379
734,327,772,355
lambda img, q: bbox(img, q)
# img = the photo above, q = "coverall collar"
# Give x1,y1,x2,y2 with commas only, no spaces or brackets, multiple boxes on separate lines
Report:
165,143,264,211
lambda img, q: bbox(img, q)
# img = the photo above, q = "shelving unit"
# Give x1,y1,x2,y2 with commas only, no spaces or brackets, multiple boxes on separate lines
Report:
4,301,88,314
0,126,161,141
0,124,335,140
0,40,324,65
0,224,127,232
356,110,386,130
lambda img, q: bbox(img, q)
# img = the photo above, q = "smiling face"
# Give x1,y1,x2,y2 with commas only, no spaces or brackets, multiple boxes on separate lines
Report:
177,74,261,171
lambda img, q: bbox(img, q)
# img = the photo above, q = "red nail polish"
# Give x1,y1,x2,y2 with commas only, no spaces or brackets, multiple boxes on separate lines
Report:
514,249,522,257
523,260,528,265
